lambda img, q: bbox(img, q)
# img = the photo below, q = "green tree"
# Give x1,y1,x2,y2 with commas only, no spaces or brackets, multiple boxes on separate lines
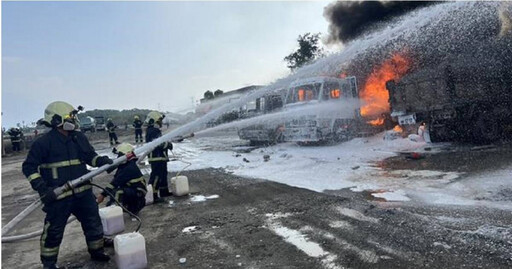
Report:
214,89,224,97
204,90,214,100
284,33,324,71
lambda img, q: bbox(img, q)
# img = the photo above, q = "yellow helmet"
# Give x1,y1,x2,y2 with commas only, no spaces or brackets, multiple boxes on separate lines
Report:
145,111,165,126
114,143,135,155
134,115,140,120
43,101,79,127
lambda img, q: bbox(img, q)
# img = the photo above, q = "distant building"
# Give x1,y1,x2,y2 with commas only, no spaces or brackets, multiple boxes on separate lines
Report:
196,85,264,115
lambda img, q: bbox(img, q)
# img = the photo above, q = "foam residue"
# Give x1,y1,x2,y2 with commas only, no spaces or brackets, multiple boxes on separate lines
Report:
190,194,220,203
265,214,343,269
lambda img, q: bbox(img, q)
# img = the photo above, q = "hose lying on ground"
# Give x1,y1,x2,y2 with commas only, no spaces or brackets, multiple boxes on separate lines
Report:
2,183,142,243
1,132,194,238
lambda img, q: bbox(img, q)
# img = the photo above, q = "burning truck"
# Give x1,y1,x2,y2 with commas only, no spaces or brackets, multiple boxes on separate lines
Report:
237,90,286,145
281,76,361,144
386,55,512,143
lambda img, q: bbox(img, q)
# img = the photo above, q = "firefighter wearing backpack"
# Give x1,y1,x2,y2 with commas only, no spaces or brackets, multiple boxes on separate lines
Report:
145,111,173,201
8,127,23,152
132,115,143,144
96,143,147,215
22,101,113,269
106,118,119,145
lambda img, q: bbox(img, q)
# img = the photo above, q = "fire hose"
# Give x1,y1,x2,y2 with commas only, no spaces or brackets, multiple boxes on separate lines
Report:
1,132,194,242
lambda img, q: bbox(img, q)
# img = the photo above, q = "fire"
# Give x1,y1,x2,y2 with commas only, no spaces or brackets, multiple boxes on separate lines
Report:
393,125,403,132
368,118,384,125
360,53,411,123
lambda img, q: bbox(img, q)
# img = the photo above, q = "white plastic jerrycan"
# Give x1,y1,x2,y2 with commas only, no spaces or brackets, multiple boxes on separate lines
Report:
99,205,124,236
170,175,189,196
114,232,147,269
145,184,154,205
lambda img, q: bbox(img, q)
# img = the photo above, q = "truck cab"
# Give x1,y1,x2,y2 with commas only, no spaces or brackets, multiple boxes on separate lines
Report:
79,116,96,133
237,90,286,145
282,76,360,143
94,116,106,131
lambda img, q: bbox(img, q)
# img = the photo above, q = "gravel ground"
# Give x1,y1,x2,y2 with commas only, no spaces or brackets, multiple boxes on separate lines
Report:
2,137,512,269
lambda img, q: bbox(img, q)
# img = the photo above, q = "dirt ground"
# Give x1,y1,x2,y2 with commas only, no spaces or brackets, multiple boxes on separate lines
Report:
2,135,512,269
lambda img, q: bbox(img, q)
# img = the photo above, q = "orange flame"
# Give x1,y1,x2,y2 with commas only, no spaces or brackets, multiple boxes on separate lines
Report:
368,118,384,126
393,125,403,133
361,53,411,122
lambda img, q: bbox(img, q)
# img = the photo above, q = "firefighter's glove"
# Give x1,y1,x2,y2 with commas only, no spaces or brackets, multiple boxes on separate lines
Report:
39,189,57,204
167,142,173,151
96,156,114,166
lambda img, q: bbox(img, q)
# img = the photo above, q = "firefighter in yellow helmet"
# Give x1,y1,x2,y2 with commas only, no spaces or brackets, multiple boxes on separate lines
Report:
97,143,147,215
7,127,23,152
132,115,143,143
106,118,119,145
22,101,112,269
145,111,173,201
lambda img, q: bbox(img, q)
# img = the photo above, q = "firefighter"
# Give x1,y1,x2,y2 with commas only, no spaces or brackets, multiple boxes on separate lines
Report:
8,127,23,152
106,118,119,145
132,115,143,144
145,111,173,201
96,143,147,215
22,101,113,269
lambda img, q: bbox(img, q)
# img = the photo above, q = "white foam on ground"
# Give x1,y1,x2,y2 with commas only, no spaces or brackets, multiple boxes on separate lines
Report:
265,214,343,269
335,207,379,224
170,133,512,209
371,190,410,201
182,226,198,233
189,194,220,203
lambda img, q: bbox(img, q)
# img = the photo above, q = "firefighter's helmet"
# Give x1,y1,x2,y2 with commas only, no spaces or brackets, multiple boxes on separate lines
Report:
113,143,134,155
107,118,113,122
146,111,165,126
42,101,79,128
134,115,139,120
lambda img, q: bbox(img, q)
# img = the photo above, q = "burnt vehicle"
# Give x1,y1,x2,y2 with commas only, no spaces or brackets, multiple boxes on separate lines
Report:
386,56,512,143
281,76,360,144
237,91,285,145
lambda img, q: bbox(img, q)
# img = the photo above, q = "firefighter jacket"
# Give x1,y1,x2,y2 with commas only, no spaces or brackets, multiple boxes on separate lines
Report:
8,128,22,142
106,121,116,133
145,125,173,163
102,159,147,197
22,129,112,199
132,119,143,130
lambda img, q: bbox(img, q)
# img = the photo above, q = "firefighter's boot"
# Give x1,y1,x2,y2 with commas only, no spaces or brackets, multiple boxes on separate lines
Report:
43,263,60,269
159,188,172,197
104,237,114,248
153,193,164,203
90,249,110,262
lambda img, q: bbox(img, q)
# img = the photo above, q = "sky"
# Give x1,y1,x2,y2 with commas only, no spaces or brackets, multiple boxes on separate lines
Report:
1,1,332,128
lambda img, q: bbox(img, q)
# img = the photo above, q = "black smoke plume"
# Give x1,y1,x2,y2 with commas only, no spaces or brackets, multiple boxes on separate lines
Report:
324,1,440,43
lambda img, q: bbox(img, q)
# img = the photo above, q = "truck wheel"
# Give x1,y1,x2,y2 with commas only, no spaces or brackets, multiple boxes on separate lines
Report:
428,122,449,143
474,114,500,144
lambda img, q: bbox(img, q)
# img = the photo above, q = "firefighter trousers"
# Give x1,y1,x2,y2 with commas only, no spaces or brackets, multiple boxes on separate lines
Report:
106,187,146,215
12,141,21,152
135,129,142,143
108,132,118,145
40,191,104,266
148,161,169,196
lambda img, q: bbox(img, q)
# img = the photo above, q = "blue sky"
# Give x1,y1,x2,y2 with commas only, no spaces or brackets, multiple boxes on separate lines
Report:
2,1,331,128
